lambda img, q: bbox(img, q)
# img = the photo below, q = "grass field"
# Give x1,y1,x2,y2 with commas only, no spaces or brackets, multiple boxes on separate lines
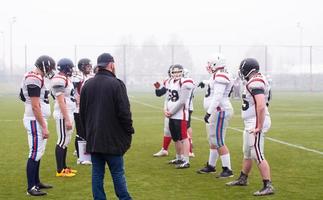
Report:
0,91,322,200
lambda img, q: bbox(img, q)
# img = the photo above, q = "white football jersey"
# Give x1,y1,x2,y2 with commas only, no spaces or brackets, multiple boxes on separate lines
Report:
203,71,234,113
20,71,51,119
165,77,194,120
73,73,94,113
51,73,76,118
241,73,270,120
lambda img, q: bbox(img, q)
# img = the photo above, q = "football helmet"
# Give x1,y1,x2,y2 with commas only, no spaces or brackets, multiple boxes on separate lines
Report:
35,55,56,79
170,64,184,80
239,58,259,81
206,53,226,74
77,58,92,75
57,58,74,77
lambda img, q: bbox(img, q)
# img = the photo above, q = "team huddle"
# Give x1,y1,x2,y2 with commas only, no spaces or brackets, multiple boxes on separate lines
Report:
20,56,94,196
152,54,274,196
19,53,274,197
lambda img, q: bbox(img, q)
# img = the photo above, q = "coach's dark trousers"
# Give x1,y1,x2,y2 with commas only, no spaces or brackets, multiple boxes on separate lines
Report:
91,153,131,200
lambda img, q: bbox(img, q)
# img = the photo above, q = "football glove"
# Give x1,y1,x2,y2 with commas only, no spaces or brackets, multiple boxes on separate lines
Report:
153,82,161,89
198,82,205,88
204,113,211,123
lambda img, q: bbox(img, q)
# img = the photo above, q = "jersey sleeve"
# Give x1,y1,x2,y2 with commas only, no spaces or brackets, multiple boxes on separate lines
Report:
181,78,195,90
25,76,43,88
51,77,66,97
214,73,230,85
247,78,265,95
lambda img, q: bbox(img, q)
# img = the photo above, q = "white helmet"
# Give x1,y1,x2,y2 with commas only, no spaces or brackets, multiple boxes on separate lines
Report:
206,53,226,74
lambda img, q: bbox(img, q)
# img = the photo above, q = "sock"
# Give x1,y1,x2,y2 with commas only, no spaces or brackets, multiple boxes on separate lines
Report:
55,145,65,172
208,149,218,167
240,171,248,179
176,154,182,160
35,160,40,185
189,138,193,153
163,136,172,151
26,158,38,190
63,147,67,168
183,156,189,163
220,153,232,170
263,179,271,187
75,136,79,158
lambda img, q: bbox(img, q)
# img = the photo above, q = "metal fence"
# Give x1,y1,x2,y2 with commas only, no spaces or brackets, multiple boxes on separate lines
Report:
0,44,322,91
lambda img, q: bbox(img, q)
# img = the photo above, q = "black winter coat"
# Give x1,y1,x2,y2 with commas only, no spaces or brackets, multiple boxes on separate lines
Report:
80,69,134,155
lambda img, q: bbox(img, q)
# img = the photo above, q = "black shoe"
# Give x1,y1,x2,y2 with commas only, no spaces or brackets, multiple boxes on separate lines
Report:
37,182,53,189
253,183,275,196
197,162,216,174
217,167,234,178
26,186,47,196
226,172,248,186
176,161,190,169
168,159,184,165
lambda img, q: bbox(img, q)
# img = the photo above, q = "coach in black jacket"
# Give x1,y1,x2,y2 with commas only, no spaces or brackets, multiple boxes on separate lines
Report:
80,53,134,200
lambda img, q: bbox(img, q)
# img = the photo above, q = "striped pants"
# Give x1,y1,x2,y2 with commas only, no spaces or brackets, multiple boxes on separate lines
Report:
55,115,74,149
206,111,232,148
243,116,271,163
23,119,47,161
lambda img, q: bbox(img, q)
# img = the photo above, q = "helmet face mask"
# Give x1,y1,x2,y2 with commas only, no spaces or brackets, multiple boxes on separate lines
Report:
206,53,226,74
171,64,184,80
57,58,74,77
35,55,56,79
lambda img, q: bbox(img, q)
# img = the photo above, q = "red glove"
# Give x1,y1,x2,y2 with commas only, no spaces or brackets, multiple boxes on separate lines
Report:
153,82,161,89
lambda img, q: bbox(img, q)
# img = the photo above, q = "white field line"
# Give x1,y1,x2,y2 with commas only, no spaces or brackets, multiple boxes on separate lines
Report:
131,98,323,156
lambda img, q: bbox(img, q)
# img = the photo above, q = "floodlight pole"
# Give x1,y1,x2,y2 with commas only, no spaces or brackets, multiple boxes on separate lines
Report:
9,17,16,77
0,31,4,70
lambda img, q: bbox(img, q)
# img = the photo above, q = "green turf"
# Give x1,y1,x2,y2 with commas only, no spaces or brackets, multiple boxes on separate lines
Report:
0,91,322,199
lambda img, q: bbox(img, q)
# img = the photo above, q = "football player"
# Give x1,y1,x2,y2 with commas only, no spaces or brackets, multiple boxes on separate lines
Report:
165,64,194,169
152,65,173,157
73,58,93,165
197,54,234,178
226,58,275,196
153,67,195,158
51,58,77,177
20,55,55,196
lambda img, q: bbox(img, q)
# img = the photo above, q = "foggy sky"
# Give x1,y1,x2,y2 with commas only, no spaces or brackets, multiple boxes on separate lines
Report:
0,0,322,47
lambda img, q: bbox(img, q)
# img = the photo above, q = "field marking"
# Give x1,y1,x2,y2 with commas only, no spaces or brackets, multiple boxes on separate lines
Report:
131,98,323,156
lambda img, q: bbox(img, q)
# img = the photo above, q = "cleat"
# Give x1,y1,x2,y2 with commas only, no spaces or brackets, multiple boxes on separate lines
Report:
27,186,47,196
216,167,234,178
37,182,53,189
189,152,195,158
56,169,76,177
65,167,77,173
176,161,190,169
168,159,184,165
153,149,169,157
226,171,248,186
77,159,92,165
253,184,275,196
197,162,216,174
